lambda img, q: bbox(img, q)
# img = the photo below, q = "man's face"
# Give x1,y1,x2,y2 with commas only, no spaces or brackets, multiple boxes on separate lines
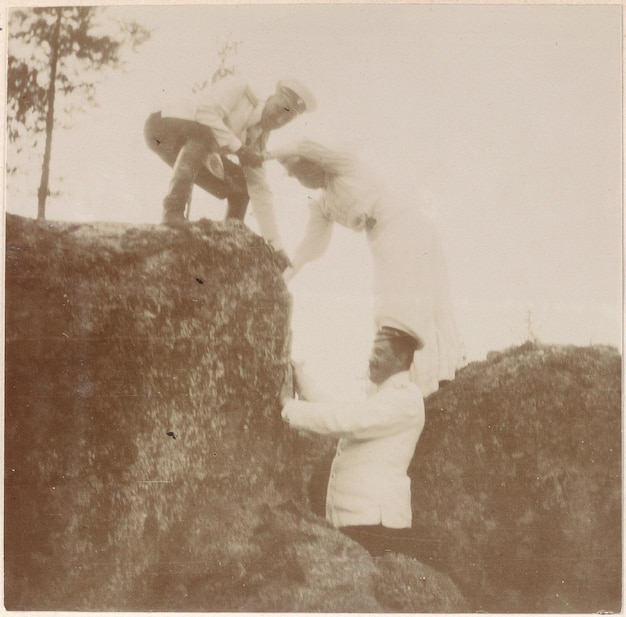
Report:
261,92,299,131
368,338,400,386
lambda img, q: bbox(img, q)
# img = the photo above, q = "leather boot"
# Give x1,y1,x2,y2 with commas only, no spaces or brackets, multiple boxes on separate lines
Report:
162,138,207,226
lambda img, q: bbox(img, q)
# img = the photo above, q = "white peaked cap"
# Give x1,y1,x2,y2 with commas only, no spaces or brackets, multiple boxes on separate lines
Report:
276,79,317,113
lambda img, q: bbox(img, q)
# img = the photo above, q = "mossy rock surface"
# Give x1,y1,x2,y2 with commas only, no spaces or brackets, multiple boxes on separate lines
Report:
4,214,467,612
410,342,622,612
9,214,618,612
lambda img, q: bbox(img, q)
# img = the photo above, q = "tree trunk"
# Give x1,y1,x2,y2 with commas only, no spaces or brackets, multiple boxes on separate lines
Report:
37,8,62,221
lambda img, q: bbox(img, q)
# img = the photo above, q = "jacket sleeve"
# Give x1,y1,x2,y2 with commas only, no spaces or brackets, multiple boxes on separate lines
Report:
194,77,249,153
282,389,423,440
290,201,334,275
243,165,283,251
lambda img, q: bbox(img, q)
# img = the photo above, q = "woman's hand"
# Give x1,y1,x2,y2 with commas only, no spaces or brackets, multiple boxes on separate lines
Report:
273,249,292,272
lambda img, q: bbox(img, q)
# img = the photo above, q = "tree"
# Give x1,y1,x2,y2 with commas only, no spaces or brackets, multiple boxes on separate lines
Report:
211,39,242,84
7,7,150,220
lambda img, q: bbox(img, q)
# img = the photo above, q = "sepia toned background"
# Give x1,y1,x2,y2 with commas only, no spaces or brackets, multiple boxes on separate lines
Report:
3,3,622,613
6,3,622,392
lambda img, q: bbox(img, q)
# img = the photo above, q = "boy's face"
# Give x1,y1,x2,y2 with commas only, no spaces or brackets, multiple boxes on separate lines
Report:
261,92,298,131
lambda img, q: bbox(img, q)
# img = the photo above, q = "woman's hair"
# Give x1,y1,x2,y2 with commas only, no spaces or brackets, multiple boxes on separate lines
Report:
285,156,324,174
271,140,357,177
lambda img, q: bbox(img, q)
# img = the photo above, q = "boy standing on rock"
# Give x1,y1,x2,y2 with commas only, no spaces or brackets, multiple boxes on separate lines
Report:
144,75,316,271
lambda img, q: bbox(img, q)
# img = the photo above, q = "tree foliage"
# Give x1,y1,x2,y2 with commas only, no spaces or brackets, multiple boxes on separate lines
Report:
7,7,150,218
8,7,149,142
192,38,242,95
212,39,242,84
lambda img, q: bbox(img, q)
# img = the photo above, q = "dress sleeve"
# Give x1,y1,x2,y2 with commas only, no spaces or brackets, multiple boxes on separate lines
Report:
290,201,334,276
243,164,283,251
282,389,422,440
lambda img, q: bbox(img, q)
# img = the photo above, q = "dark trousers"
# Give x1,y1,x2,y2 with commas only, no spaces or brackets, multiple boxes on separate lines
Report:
341,524,446,566
143,112,249,220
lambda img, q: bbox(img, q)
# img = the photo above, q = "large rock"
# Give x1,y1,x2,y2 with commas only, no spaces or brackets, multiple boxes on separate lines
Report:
304,345,621,613
410,342,622,612
12,213,612,612
4,214,467,612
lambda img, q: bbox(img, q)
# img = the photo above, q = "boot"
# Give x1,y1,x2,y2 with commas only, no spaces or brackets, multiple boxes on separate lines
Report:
161,138,206,227
161,208,187,227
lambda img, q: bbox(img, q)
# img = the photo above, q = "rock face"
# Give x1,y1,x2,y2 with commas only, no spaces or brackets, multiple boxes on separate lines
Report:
4,214,290,609
4,214,467,612
5,214,620,612
410,343,622,612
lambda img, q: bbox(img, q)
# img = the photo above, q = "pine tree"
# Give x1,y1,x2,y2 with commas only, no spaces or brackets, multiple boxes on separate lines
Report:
7,7,150,220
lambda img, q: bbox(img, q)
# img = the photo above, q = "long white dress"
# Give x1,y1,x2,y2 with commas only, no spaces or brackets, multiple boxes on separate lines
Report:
270,144,465,396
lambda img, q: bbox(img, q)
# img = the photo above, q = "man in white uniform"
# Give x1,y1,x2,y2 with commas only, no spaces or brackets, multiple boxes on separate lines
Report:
144,75,316,270
281,325,425,556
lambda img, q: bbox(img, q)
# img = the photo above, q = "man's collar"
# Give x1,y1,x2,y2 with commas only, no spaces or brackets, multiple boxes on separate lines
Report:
368,370,411,394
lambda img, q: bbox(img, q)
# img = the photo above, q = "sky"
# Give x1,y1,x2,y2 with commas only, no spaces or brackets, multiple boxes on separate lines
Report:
5,3,623,391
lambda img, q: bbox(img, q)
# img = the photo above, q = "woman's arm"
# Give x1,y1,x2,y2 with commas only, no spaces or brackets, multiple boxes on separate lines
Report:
288,201,334,279
243,165,284,252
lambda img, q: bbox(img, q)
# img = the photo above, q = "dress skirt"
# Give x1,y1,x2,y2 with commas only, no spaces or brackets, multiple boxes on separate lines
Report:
367,204,465,397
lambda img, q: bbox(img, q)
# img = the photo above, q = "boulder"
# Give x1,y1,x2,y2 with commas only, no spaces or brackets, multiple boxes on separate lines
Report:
4,214,467,612
11,214,613,612
410,342,622,612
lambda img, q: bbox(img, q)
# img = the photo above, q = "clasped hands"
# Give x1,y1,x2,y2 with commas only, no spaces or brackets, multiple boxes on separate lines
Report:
236,145,264,168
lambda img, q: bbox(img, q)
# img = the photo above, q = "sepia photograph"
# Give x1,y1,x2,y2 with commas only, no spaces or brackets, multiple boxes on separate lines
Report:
3,2,622,612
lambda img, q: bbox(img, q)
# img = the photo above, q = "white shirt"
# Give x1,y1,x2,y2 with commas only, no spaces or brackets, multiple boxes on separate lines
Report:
161,76,283,251
282,371,424,528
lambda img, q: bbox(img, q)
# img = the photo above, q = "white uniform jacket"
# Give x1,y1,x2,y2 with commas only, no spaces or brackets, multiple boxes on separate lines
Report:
282,371,424,529
161,76,283,250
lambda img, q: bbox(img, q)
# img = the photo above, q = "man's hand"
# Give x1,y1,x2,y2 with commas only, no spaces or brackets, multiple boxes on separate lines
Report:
273,249,292,272
280,363,295,408
236,145,264,168
291,360,307,400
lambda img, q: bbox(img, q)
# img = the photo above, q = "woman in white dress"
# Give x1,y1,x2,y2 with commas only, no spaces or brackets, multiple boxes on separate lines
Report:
266,140,465,397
